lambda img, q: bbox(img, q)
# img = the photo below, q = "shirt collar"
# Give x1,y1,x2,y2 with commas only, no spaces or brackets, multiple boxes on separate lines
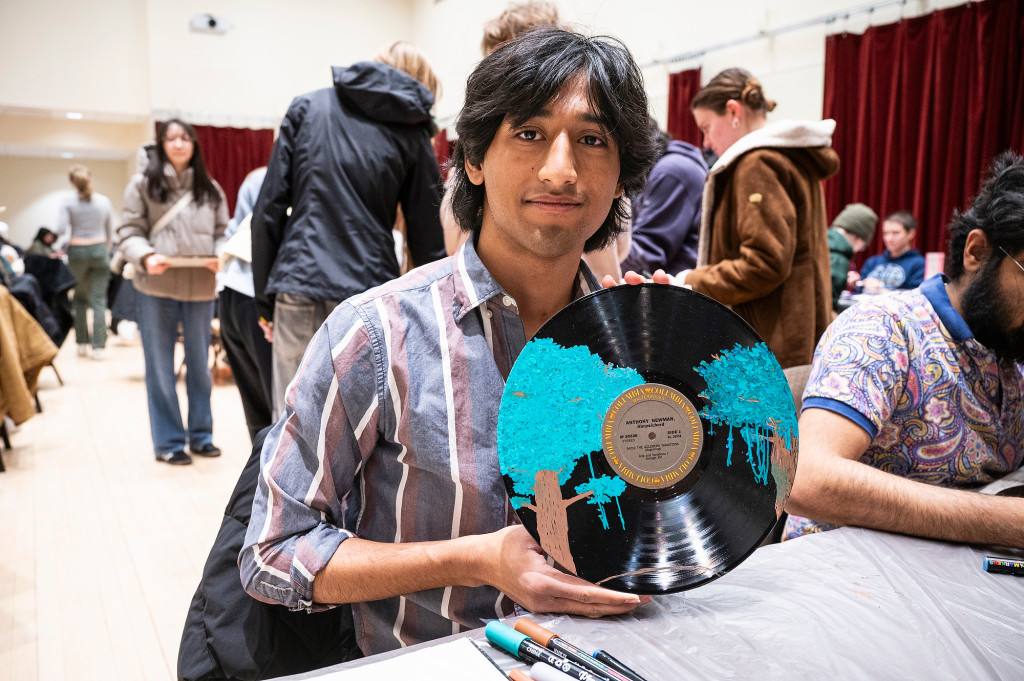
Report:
451,238,600,323
920,273,974,342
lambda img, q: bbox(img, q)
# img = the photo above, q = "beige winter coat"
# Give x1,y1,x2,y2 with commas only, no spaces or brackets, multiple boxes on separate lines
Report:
686,120,840,369
118,165,228,302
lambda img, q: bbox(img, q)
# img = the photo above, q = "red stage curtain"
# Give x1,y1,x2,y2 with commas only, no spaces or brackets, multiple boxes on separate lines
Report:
823,0,1024,267
666,67,703,148
433,128,451,181
156,123,275,216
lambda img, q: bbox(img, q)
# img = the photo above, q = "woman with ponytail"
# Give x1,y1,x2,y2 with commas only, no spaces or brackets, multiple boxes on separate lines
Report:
681,68,840,369
118,119,228,465
58,164,114,358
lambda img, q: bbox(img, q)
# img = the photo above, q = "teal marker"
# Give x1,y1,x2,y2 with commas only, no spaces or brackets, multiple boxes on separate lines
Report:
485,622,612,681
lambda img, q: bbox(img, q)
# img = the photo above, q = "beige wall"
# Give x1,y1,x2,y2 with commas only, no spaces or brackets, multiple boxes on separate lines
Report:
0,158,132,247
0,0,150,115
145,0,417,124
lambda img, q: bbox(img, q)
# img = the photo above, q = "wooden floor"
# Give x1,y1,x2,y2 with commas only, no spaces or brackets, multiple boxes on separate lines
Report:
0,323,255,681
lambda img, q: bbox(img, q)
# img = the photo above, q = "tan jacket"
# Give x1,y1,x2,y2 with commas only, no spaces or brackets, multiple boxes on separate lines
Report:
119,165,228,302
0,287,58,425
687,120,840,369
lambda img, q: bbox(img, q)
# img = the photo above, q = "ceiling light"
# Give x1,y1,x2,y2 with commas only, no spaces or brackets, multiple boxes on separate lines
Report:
66,112,84,119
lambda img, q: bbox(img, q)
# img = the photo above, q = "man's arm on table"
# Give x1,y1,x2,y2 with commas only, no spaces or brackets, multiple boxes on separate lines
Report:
313,524,648,617
786,408,1024,547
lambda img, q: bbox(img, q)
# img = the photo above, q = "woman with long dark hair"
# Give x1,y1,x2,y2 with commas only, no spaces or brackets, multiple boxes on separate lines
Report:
58,165,115,357
118,119,228,465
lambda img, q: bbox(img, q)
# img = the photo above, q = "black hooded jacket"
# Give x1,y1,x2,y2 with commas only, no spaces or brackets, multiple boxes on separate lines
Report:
251,62,446,320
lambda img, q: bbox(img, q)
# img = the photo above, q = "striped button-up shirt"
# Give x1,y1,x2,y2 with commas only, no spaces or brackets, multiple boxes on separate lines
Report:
240,239,597,655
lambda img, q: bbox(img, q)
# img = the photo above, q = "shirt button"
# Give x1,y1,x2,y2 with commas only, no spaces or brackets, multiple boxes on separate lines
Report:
485,309,493,318
502,295,515,307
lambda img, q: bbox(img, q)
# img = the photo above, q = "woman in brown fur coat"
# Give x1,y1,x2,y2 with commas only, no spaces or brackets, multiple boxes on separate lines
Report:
683,69,840,369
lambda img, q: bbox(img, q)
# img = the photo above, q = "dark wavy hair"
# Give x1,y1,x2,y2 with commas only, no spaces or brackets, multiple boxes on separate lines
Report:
448,28,656,252
946,151,1024,281
145,119,221,207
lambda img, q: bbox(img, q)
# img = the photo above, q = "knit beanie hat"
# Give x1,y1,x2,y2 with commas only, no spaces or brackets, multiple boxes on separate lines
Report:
832,203,878,242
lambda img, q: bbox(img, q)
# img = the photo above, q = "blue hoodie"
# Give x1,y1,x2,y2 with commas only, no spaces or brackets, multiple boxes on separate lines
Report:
860,248,926,290
622,140,707,275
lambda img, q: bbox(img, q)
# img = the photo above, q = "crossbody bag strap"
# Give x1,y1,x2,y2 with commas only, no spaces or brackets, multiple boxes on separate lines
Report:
150,190,194,239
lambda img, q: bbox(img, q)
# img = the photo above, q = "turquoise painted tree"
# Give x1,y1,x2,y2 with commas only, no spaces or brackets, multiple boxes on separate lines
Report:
693,342,798,487
498,338,643,573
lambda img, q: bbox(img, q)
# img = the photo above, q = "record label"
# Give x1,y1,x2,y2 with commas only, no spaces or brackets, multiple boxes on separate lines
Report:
601,383,703,490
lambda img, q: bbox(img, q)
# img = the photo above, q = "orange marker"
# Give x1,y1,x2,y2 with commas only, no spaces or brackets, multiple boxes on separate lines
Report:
509,670,535,681
514,619,630,681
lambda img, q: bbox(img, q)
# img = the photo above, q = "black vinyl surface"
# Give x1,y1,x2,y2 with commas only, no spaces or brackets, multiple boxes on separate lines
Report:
499,284,790,594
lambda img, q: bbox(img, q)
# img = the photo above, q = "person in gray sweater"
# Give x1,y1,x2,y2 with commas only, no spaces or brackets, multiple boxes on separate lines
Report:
58,165,115,356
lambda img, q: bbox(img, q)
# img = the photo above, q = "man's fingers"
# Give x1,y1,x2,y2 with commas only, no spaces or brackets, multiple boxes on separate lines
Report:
539,591,648,617
651,269,673,285
600,274,618,289
622,270,646,285
525,569,644,609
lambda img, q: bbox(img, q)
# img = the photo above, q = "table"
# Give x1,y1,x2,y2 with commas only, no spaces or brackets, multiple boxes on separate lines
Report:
279,527,1024,680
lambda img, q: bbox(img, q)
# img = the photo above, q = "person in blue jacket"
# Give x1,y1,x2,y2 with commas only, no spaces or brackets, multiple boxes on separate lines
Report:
621,117,707,276
855,210,926,292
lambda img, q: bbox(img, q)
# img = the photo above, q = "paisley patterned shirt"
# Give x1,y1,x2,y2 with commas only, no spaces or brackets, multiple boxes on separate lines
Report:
786,274,1024,538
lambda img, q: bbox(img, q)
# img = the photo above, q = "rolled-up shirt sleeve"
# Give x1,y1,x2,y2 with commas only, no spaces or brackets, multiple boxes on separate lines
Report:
239,302,381,611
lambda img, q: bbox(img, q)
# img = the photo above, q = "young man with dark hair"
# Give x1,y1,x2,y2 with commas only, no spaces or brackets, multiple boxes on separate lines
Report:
786,152,1024,546
240,28,658,656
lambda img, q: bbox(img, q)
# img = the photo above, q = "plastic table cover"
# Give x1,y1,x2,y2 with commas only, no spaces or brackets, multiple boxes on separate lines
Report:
280,527,1024,680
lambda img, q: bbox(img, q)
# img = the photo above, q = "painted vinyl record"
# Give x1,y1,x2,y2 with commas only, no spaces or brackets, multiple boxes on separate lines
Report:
497,283,798,594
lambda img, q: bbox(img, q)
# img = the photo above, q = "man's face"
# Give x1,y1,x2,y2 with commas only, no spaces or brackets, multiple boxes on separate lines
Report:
882,220,914,257
961,248,1024,363
467,75,622,262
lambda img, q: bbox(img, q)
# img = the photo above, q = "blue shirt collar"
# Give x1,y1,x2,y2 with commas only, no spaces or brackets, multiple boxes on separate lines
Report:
920,273,974,342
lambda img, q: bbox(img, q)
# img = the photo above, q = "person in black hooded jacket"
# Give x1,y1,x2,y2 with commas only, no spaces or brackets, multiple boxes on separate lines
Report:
251,42,446,418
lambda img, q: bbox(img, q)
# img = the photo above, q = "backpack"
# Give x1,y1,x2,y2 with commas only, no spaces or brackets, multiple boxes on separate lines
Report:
177,427,361,680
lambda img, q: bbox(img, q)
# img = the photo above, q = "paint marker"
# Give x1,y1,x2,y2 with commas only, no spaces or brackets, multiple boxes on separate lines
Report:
984,556,1024,576
485,622,612,681
592,649,649,681
509,670,535,681
530,662,578,681
514,619,631,681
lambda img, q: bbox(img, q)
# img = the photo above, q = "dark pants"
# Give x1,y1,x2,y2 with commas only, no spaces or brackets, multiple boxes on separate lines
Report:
67,243,109,348
219,287,273,443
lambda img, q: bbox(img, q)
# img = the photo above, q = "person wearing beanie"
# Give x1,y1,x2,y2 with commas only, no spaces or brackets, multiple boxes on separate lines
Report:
828,203,878,310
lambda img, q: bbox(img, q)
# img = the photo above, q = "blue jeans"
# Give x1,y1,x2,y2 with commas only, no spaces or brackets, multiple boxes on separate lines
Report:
136,292,215,454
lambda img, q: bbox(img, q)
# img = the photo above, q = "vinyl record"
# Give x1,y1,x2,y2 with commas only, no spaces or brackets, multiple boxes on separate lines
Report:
497,283,798,594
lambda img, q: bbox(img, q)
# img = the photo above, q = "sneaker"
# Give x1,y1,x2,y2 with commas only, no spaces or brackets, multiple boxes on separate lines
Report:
190,443,221,458
156,450,192,465
77,344,90,357
92,348,105,360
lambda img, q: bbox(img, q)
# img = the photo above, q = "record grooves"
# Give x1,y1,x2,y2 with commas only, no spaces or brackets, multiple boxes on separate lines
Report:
497,284,798,594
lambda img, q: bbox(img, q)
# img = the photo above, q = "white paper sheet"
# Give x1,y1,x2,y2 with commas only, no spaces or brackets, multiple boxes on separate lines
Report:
315,637,508,680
